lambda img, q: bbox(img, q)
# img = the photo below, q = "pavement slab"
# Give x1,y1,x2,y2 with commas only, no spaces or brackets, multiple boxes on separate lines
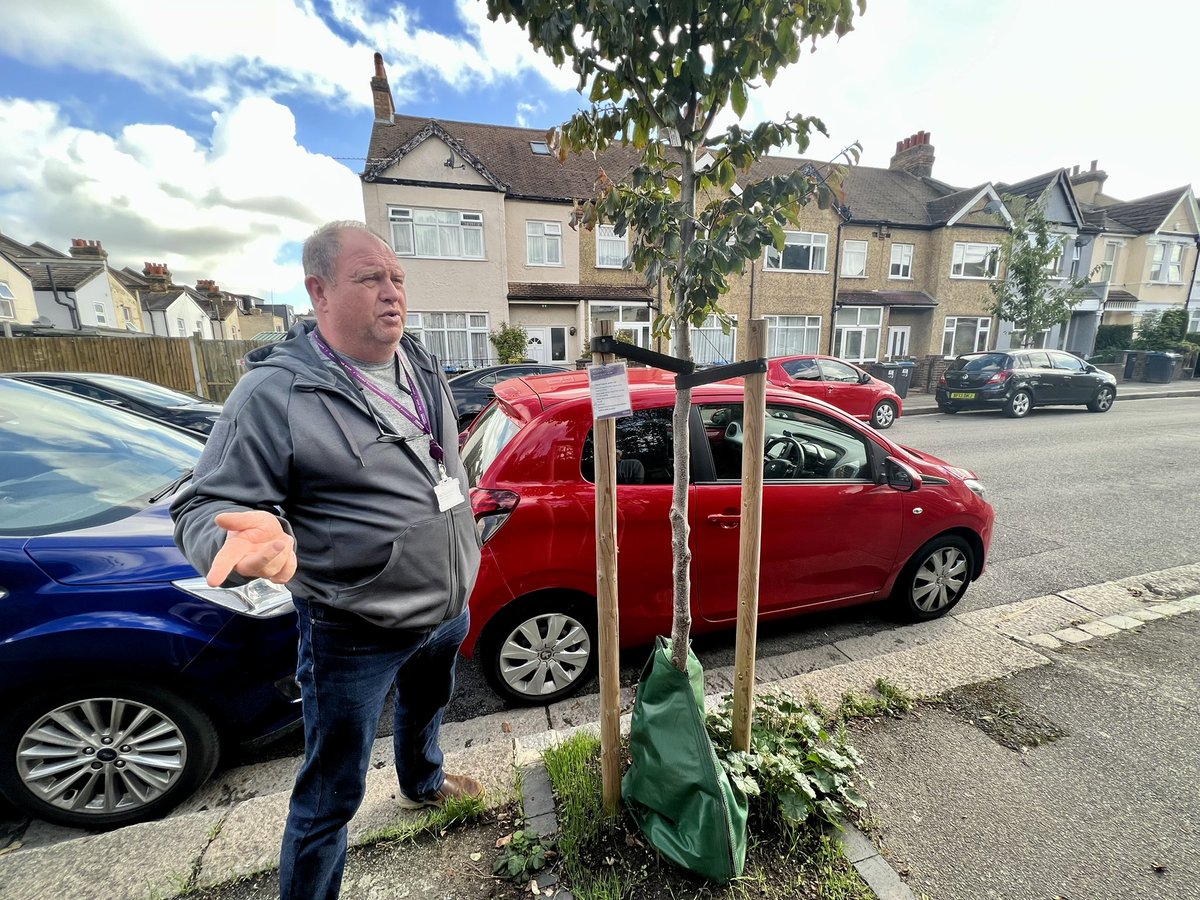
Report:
0,808,224,900
832,614,972,661
955,593,1094,637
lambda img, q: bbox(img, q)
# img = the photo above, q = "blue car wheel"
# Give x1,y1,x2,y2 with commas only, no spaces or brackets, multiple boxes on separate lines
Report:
0,681,220,829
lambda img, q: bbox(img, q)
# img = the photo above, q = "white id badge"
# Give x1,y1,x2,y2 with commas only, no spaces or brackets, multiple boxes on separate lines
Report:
434,475,465,511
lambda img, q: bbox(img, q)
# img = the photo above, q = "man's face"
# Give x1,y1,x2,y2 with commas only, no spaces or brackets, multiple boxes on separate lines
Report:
307,229,407,362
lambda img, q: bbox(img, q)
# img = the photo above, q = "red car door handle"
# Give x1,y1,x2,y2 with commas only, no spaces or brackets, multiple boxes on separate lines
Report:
707,513,740,529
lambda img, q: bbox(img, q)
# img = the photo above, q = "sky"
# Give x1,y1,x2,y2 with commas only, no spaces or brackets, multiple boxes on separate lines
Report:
1,0,1197,311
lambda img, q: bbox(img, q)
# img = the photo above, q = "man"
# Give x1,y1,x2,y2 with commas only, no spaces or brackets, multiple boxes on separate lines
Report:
172,220,483,900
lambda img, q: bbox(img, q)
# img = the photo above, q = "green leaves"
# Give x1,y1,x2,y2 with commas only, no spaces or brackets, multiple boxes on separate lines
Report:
492,827,553,882
707,691,865,831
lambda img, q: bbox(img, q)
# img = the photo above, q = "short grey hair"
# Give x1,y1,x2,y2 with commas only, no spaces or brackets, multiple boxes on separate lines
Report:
302,220,389,282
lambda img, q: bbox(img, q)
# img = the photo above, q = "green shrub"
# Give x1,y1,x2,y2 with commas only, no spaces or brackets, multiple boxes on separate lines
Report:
490,321,529,363
1094,324,1132,353
707,691,865,830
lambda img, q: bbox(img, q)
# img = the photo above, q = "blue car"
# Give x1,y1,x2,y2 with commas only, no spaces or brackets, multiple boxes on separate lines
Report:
0,378,300,829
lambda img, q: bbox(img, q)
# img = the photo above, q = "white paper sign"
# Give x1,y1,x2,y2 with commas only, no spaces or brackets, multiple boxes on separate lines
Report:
588,362,632,420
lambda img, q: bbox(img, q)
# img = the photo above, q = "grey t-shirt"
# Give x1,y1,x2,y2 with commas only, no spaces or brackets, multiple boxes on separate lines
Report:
309,333,438,477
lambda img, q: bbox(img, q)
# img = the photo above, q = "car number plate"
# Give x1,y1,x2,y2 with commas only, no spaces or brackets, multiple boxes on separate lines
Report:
949,391,976,399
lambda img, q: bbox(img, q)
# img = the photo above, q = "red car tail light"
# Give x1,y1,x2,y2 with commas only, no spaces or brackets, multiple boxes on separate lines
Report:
470,488,519,543
937,373,947,386
986,370,1011,384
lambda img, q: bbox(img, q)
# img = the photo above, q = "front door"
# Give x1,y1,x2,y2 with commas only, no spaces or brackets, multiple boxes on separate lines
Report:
886,326,910,359
525,327,549,363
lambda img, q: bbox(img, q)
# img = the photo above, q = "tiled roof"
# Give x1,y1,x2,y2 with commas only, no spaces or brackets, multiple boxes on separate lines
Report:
1100,187,1191,233
0,233,34,258
838,290,937,307
17,259,104,292
997,170,1060,201
1079,205,1138,234
368,116,644,201
508,282,652,302
142,289,192,311
113,267,151,290
367,116,971,227
925,185,989,225
1104,289,1140,306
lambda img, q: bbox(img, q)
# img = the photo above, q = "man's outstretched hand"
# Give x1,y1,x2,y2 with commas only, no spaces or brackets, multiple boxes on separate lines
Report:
207,510,297,587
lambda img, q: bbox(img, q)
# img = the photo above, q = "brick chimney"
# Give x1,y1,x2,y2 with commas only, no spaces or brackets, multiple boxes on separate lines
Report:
1069,159,1108,204
370,52,395,124
142,262,172,293
68,239,108,261
196,279,222,298
889,131,935,178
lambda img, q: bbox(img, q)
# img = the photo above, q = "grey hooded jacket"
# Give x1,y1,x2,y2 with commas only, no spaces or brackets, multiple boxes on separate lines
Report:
171,321,481,630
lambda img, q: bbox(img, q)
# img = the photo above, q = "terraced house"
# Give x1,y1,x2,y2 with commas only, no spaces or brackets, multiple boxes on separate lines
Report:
361,57,1197,388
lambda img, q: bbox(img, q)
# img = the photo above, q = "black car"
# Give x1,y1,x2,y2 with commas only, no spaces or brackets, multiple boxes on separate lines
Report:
3,372,223,434
936,350,1117,418
448,363,571,430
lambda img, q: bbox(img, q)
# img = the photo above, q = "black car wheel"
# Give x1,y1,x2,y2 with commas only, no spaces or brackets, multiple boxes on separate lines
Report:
1088,386,1115,413
937,402,958,414
479,596,598,706
869,400,898,430
895,535,974,620
1003,389,1032,418
0,682,220,829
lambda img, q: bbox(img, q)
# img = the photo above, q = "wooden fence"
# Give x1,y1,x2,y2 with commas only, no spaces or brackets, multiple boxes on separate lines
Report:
0,334,274,402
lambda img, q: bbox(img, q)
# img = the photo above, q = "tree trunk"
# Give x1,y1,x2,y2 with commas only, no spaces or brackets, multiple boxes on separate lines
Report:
668,149,697,673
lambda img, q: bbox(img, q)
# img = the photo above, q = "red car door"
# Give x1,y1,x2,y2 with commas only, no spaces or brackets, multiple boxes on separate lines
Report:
690,401,904,624
817,358,870,419
774,357,825,403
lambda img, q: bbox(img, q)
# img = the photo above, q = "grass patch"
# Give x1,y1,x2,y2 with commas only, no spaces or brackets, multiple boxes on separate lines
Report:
358,792,486,846
837,679,915,722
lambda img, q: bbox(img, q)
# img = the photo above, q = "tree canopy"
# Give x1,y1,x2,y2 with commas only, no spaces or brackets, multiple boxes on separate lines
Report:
486,0,865,669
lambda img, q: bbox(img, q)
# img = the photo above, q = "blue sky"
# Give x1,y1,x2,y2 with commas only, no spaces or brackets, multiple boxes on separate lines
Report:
1,1,1197,311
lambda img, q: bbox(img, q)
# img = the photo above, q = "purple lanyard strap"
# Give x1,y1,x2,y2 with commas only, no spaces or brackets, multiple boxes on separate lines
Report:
313,332,444,463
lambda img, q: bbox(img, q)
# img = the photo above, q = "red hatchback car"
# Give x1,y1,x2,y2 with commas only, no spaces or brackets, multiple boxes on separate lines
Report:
767,355,903,429
462,369,993,705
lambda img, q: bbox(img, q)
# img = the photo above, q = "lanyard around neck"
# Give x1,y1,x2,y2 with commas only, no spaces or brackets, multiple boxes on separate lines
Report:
312,331,444,463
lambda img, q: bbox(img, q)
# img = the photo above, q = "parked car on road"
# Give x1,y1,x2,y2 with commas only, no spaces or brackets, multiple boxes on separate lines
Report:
767,355,903,429
448,363,571,431
462,369,993,705
936,350,1117,418
0,377,299,829
3,371,223,435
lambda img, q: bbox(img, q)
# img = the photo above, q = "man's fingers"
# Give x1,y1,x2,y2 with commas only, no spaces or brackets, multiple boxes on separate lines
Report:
206,537,245,587
257,542,296,583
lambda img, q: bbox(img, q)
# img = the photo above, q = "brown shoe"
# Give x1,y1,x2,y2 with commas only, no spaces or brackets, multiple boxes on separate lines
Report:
397,773,484,810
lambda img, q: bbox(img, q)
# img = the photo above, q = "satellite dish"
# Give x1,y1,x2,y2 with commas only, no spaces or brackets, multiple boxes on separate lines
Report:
33,316,54,327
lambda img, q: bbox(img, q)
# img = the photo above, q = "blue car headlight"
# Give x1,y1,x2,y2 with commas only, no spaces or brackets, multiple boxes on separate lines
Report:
173,576,295,618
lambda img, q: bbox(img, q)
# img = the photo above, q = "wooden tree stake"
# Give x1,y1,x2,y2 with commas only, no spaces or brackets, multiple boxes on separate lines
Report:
732,319,768,752
592,319,622,815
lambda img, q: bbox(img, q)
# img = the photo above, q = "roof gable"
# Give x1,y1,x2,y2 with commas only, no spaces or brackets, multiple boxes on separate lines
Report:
1102,187,1193,233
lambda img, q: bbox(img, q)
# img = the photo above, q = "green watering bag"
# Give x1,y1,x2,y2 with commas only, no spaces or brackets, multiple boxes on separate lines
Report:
621,636,748,883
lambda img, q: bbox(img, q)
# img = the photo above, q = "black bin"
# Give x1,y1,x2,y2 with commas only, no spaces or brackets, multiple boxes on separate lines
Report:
1143,352,1181,383
870,362,913,399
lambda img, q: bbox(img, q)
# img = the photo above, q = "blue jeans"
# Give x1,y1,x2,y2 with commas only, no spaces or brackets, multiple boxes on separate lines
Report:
278,597,469,900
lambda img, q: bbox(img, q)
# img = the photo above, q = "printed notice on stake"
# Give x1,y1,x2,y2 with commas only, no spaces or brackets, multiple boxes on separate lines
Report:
589,362,632,419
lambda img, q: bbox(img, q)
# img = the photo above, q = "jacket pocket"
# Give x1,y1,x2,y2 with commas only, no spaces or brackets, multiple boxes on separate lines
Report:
334,513,456,629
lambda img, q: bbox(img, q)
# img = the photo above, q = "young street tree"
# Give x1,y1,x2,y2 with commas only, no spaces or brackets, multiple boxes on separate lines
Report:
990,198,1093,348
486,0,863,672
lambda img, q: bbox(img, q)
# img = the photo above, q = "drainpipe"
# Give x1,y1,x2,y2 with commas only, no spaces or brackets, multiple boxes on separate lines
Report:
828,219,845,354
45,265,80,330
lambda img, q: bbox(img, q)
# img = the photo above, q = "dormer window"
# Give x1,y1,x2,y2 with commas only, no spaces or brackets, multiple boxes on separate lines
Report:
530,141,551,155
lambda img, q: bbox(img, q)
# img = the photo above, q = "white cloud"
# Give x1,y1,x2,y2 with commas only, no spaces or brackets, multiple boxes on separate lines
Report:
0,96,363,299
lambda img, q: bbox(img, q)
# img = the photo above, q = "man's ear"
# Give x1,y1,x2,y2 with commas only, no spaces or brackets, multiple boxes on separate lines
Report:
305,274,328,311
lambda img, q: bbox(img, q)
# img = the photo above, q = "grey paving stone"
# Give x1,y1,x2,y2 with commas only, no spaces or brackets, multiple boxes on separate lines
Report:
547,686,635,731
956,594,1093,637
1059,583,1147,617
834,616,972,661
1078,620,1121,637
1125,608,1166,622
520,764,556,819
1050,627,1093,644
854,853,917,899
1149,601,1186,616
1022,633,1063,650
0,808,223,900
836,821,879,864
525,812,558,837
1101,614,1147,630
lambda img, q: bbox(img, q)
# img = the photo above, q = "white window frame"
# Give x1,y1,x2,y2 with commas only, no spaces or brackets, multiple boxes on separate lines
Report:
530,141,551,155
92,302,107,325
406,311,491,367
833,306,882,363
0,280,15,319
1150,242,1185,283
388,206,485,260
950,242,1000,279
690,314,738,366
176,317,186,336
942,316,992,357
589,301,651,347
121,306,133,325
889,243,913,279
526,221,563,267
1188,309,1200,334
841,240,868,278
765,315,822,356
1098,241,1121,282
596,225,627,268
764,231,828,273
1069,241,1082,279
1042,235,1066,275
